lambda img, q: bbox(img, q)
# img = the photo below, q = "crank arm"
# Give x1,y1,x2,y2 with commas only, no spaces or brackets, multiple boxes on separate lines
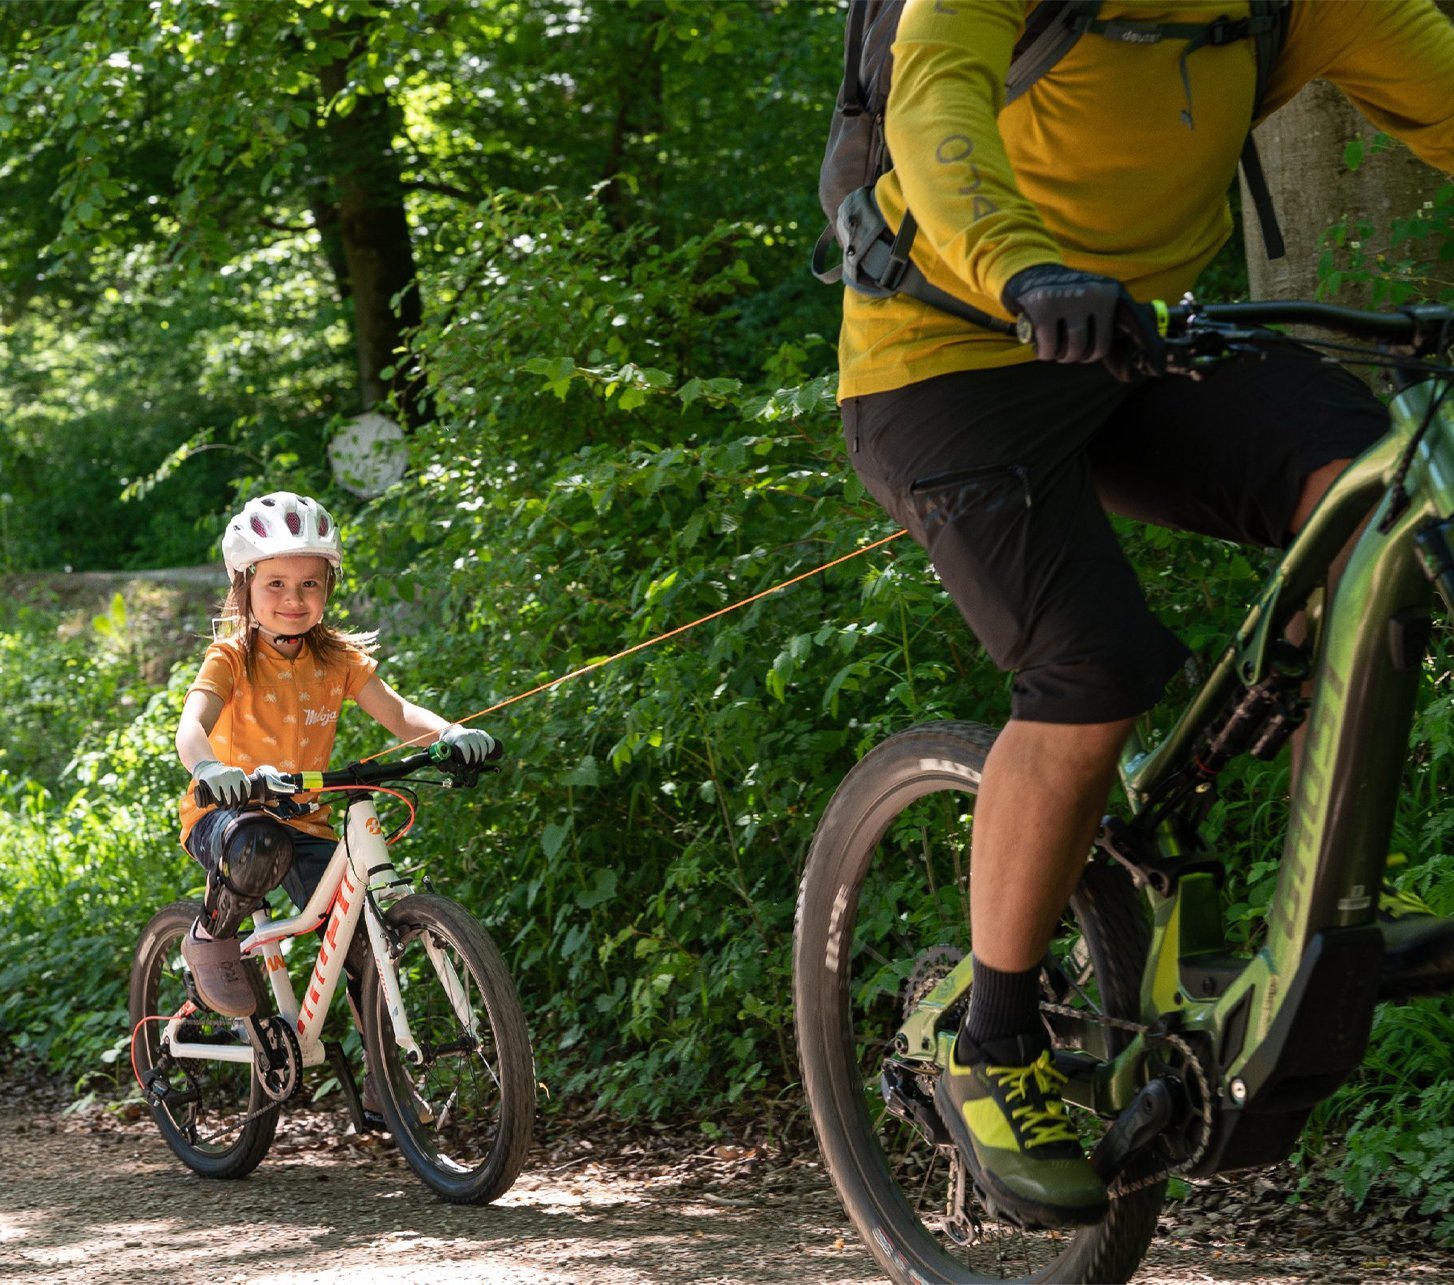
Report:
1089,1075,1179,1181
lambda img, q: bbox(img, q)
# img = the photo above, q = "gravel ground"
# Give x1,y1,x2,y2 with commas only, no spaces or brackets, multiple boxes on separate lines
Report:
2,1075,1450,1285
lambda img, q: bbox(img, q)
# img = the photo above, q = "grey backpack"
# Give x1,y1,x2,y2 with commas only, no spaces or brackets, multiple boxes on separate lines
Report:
811,0,1290,331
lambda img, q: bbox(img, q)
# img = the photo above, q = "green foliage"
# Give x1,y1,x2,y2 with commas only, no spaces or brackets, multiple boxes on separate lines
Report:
0,669,192,1077
1317,144,1454,305
0,593,155,786
1314,1007,1454,1246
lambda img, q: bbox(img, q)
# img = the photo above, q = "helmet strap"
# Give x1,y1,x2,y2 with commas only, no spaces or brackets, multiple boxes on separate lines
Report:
253,623,308,648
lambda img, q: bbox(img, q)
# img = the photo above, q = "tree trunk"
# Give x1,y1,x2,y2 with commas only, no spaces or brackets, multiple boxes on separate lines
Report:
597,1,666,233
1243,2,1454,303
316,58,430,428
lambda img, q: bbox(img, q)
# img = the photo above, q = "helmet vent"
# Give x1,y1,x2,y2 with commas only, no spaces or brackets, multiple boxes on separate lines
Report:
285,511,303,535
317,514,330,536
250,515,270,538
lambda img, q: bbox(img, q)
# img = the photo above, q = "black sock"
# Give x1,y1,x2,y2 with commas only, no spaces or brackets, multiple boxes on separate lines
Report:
957,954,1043,1061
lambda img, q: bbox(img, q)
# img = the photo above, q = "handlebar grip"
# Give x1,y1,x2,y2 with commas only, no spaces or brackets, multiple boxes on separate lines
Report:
430,733,505,767
191,766,298,808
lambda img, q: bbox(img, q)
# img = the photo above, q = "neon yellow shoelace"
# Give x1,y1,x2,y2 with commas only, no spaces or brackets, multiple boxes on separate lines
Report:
985,1050,1081,1148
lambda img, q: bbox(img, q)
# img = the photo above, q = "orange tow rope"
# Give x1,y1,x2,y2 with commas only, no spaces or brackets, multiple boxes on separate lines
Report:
360,528,909,763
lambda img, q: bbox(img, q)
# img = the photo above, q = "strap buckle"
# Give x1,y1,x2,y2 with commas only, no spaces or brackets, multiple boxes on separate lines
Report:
1202,15,1253,46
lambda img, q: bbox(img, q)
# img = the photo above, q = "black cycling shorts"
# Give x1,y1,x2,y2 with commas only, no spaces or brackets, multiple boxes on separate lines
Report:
842,344,1386,724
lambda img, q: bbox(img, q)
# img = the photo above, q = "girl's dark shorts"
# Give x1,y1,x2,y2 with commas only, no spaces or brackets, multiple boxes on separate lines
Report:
842,345,1386,724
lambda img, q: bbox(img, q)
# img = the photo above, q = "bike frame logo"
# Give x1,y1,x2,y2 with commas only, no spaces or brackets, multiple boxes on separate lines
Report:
299,866,358,1033
1270,657,1347,948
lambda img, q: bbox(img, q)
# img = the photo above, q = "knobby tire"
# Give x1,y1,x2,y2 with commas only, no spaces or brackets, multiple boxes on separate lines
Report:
793,722,1164,1283
128,900,277,1179
361,892,536,1204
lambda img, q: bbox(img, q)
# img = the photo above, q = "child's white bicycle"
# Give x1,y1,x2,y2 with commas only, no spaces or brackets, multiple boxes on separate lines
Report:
128,740,536,1204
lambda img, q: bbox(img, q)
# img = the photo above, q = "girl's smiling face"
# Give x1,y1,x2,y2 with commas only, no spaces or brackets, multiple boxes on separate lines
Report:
249,555,330,640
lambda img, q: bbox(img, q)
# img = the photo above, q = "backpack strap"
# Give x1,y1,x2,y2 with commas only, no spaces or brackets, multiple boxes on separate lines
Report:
1072,2,1290,259
1241,0,1291,260
824,187,1015,332
840,0,870,117
1006,1,1101,105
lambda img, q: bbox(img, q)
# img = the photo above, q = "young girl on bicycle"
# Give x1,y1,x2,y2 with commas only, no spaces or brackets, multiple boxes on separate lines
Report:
175,490,495,1019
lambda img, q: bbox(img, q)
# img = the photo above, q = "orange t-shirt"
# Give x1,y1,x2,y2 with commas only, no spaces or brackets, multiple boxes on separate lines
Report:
178,635,378,846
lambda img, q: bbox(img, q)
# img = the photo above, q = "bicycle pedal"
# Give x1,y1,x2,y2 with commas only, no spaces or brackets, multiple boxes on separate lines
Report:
968,1180,1032,1231
323,1040,378,1133
181,968,207,1012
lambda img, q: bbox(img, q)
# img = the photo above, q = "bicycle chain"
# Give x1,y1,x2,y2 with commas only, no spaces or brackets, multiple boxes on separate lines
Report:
194,1095,284,1145
1037,1000,1217,1198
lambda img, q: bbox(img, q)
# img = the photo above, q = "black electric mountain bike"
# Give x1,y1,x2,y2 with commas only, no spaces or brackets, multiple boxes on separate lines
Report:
794,298,1454,1282
130,741,536,1205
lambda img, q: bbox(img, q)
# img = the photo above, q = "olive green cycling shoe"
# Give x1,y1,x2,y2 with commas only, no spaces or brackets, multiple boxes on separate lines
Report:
933,1031,1108,1230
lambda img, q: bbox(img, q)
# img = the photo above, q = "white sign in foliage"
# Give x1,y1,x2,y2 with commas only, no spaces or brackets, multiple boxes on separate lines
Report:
329,411,407,498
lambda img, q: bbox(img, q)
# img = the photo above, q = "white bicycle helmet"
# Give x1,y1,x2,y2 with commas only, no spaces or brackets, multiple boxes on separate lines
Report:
222,492,342,579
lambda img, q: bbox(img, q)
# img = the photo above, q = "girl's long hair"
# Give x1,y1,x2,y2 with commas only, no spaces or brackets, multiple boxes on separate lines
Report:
217,567,377,678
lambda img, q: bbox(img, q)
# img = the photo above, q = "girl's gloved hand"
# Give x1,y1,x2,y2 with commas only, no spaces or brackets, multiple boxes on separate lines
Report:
192,758,250,807
440,724,498,765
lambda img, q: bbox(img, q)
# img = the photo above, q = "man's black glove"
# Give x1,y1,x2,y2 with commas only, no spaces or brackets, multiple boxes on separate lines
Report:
1001,264,1166,382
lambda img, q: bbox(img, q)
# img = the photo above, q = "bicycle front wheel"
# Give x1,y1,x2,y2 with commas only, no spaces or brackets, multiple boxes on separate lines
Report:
128,900,277,1179
793,722,1162,1284
361,892,536,1204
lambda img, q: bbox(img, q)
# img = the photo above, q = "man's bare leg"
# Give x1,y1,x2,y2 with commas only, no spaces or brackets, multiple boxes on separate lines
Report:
965,458,1351,995
969,717,1135,972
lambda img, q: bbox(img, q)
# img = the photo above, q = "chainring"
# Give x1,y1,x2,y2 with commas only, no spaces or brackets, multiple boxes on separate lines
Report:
252,1014,304,1103
1148,1031,1218,1171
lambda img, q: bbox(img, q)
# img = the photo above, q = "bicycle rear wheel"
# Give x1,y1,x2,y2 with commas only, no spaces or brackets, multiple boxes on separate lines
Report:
793,722,1163,1284
128,900,277,1179
361,892,536,1204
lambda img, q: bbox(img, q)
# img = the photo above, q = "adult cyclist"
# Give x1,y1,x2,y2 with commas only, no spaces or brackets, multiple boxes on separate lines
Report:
837,0,1454,1231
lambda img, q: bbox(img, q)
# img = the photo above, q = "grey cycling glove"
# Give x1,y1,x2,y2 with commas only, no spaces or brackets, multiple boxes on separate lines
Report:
1003,264,1164,380
1002,264,1132,365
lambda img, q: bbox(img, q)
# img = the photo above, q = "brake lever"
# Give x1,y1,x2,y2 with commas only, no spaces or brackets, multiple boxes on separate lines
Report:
1162,325,1274,379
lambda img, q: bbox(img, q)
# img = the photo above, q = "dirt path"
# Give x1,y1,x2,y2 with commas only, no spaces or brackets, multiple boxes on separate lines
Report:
3,1088,1449,1285
4,1101,874,1285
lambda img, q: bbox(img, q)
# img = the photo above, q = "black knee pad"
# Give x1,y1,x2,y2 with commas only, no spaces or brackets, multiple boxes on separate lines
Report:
201,813,297,937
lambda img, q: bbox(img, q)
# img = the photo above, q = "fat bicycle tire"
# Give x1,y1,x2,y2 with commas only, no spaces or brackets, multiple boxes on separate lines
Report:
128,900,278,1179
793,722,1164,1284
361,892,536,1204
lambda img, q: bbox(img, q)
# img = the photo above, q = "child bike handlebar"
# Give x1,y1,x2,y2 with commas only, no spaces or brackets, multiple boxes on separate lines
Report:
191,737,504,809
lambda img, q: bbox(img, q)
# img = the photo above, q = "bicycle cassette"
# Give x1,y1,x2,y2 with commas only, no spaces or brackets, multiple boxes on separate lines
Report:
903,944,968,1025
